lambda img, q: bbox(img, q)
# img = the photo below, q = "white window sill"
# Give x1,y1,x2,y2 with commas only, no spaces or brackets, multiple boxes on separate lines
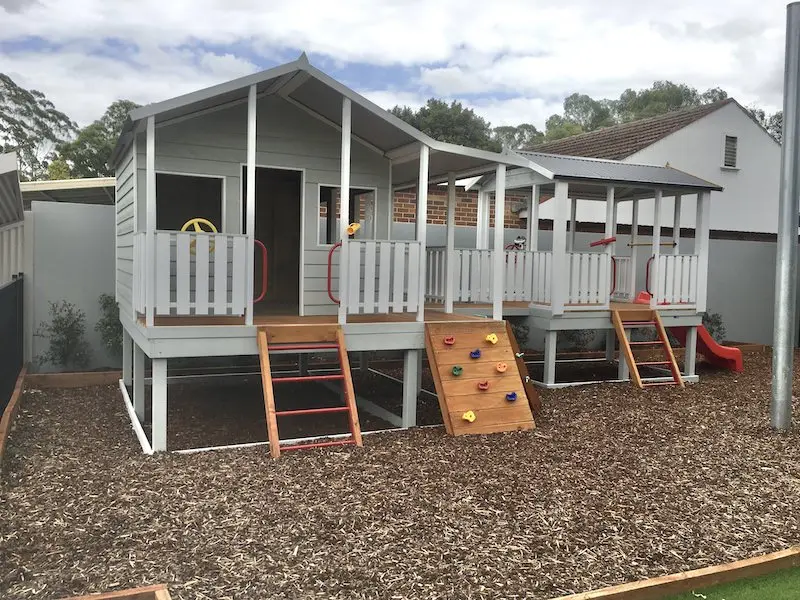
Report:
720,166,740,172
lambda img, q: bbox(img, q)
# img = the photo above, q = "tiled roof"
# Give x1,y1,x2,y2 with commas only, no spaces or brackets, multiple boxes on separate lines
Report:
531,99,734,160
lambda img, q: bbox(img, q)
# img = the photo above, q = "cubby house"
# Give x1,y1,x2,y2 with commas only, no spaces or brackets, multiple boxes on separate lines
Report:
112,53,723,454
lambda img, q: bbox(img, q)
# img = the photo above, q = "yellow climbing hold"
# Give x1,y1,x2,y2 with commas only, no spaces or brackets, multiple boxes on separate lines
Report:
485,333,498,345
462,410,476,423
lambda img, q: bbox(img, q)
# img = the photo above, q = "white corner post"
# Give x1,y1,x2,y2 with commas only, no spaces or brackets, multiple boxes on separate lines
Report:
551,181,570,315
543,330,557,386
673,194,682,255
629,199,640,300
122,328,132,387
151,358,167,452
416,144,429,322
338,97,352,325
695,191,710,313
492,164,507,321
684,325,698,377
444,171,456,313
245,84,257,326
568,197,577,251
650,189,663,307
528,184,540,251
145,115,156,327
387,158,393,240
604,186,616,361
132,341,145,422
476,189,489,249
402,349,419,428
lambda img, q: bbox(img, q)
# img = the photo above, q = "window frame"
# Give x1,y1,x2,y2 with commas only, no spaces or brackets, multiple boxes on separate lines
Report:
154,170,227,232
316,183,378,246
721,134,739,170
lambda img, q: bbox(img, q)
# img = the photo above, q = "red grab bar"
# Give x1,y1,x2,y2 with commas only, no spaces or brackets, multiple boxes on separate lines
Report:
327,241,342,304
610,256,617,294
645,255,655,295
254,240,267,303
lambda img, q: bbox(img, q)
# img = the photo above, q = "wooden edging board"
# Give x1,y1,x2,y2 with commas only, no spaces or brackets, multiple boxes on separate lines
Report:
0,364,28,465
549,546,800,600
58,583,171,600
25,370,122,389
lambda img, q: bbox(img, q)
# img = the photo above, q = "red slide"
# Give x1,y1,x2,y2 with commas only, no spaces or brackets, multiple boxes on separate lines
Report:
670,326,744,372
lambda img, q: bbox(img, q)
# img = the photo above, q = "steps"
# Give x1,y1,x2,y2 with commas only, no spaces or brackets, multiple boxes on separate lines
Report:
256,325,362,458
425,321,536,435
611,308,685,389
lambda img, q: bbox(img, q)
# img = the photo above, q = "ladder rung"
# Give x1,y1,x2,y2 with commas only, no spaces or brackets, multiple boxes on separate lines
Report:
272,374,344,383
270,343,339,351
276,406,350,417
636,361,671,367
642,381,678,387
623,321,656,327
629,341,664,346
281,439,356,451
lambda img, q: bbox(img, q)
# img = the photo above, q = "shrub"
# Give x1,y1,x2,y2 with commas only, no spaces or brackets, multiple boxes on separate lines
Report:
95,293,123,358
703,312,727,343
36,300,91,369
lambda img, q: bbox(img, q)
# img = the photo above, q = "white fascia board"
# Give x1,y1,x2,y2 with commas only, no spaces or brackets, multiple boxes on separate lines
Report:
20,177,116,192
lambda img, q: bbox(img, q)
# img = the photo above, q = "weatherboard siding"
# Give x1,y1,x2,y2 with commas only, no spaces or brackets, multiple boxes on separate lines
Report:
115,143,136,319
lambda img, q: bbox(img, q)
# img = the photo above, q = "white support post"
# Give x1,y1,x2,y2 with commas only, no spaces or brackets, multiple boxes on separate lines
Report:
122,329,132,387
387,159,393,240
650,189,663,307
684,326,698,377
617,329,630,380
551,181,570,315
528,184,540,251
151,358,168,452
402,349,419,428
416,144,429,322
605,186,616,305
338,98,352,325
629,199,639,300
145,116,156,327
132,341,145,422
673,194,682,255
444,172,456,313
476,190,489,249
695,191,711,313
245,84,257,326
492,164,506,321
568,197,577,251
543,330,557,385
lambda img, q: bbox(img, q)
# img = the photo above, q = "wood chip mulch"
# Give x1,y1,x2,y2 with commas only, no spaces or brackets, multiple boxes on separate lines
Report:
2,352,800,599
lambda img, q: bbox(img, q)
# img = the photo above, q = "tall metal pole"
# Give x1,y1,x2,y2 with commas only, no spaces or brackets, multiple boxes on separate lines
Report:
771,2,800,430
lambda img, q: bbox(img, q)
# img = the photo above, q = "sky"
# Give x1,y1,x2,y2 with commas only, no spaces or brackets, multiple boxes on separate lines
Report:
0,0,792,128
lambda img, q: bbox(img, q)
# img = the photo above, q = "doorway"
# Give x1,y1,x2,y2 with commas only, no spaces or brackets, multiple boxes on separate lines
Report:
242,166,302,315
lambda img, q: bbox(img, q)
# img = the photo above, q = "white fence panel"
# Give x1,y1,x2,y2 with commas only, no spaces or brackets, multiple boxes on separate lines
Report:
611,256,632,302
347,240,422,314
654,254,698,305
567,252,610,307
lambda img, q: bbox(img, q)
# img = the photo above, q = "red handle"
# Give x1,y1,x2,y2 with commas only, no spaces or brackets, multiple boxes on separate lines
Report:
327,241,342,305
590,236,616,248
610,256,617,294
645,255,655,295
254,240,267,303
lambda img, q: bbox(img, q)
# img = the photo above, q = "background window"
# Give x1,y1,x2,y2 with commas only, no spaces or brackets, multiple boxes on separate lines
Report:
723,135,738,168
156,174,223,231
318,186,376,244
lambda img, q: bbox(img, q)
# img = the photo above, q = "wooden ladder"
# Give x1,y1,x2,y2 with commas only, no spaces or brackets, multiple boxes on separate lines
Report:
256,325,363,458
611,308,685,389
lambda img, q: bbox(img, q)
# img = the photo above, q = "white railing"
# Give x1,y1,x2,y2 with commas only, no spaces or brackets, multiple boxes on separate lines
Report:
425,247,446,303
611,256,633,302
135,230,249,316
347,240,421,314
653,254,699,306
453,249,494,303
566,252,610,307
503,250,534,302
529,251,552,305
0,221,23,287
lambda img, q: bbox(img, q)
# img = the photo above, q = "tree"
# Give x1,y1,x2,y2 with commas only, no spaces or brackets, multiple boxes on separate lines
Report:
563,93,615,131
544,114,584,141
492,123,544,150
390,99,500,151
613,81,703,122
47,158,71,180
749,107,783,143
0,73,77,180
56,99,139,178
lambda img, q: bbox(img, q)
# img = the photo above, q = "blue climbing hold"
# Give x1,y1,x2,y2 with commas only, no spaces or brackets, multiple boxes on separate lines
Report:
470,349,481,359
506,392,518,402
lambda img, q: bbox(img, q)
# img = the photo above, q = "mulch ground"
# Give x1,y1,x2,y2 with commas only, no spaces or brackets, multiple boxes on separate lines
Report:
2,352,800,599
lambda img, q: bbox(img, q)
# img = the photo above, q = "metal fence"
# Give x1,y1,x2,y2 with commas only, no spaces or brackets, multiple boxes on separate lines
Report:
0,276,23,414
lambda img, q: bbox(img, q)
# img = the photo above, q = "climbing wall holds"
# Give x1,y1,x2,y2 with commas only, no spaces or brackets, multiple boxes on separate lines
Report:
477,380,490,391
496,362,508,373
485,333,499,345
451,365,463,376
470,349,482,359
515,352,525,358
506,392,518,402
443,335,456,346
462,410,476,423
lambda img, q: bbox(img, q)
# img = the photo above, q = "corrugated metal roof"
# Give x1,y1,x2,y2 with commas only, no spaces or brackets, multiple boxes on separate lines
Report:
517,151,723,191
0,153,23,227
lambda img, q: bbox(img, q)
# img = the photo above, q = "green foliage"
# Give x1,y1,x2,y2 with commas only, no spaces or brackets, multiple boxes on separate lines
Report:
702,312,727,343
563,93,615,131
95,293,123,358
0,73,78,180
55,99,139,177
507,317,530,348
561,329,595,351
544,114,584,141
493,123,544,150
390,99,501,151
47,158,71,180
668,567,800,600
748,106,783,143
35,300,91,370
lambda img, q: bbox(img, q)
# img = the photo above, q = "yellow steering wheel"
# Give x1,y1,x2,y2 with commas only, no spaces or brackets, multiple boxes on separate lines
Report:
181,218,217,254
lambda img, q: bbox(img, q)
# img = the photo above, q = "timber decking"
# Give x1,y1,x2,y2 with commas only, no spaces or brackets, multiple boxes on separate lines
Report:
425,321,535,436
143,310,485,327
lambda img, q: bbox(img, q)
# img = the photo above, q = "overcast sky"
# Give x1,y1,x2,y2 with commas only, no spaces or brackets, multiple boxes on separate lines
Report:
0,0,791,128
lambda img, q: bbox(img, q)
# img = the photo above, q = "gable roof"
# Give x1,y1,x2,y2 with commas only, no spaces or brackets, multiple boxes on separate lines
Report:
531,99,735,160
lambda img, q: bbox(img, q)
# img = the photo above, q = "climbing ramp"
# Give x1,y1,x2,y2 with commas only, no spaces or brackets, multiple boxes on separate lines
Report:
425,321,536,436
611,307,684,389
257,325,362,458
